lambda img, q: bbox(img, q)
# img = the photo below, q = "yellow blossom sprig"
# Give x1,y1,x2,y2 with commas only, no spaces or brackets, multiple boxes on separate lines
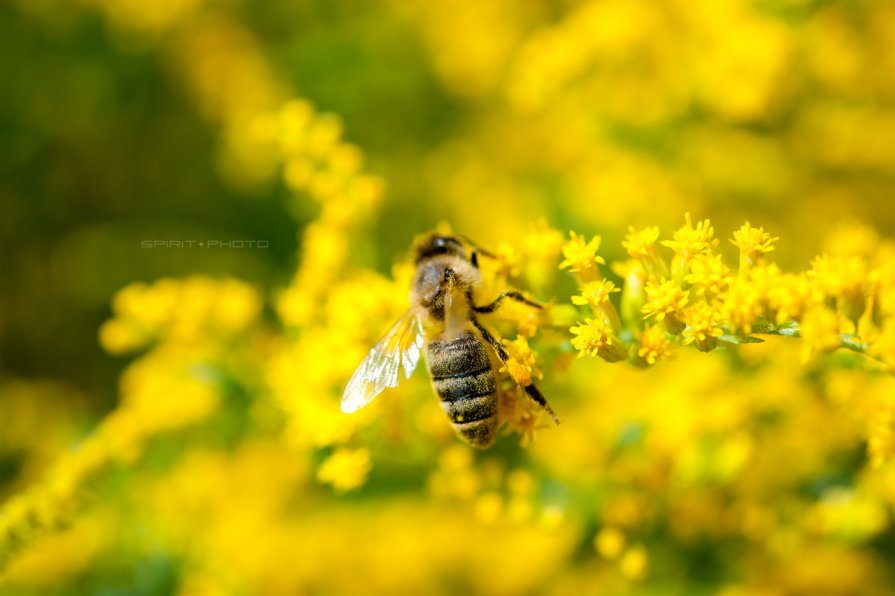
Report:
564,218,891,372
641,279,689,335
0,364,221,568
731,221,778,274
570,319,626,362
661,213,719,282
559,231,605,281
572,280,622,333
623,226,668,280
317,448,372,493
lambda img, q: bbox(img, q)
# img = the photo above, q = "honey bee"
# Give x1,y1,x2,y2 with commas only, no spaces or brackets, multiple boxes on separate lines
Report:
342,233,558,448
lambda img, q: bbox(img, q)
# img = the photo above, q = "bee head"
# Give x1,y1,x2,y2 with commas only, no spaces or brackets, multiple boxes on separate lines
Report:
413,234,467,264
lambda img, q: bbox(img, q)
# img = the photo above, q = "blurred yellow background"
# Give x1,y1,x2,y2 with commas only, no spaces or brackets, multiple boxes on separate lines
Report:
1,0,894,594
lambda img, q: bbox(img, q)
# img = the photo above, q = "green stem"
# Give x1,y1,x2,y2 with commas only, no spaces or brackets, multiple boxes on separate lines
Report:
754,321,870,355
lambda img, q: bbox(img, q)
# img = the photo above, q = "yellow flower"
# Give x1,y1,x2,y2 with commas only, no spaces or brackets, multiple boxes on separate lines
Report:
867,393,894,468
681,302,724,352
623,226,668,278
767,273,821,324
661,213,719,261
595,526,626,559
731,222,779,272
569,319,626,362
619,544,649,580
559,231,605,275
494,242,521,279
635,325,674,366
811,255,866,297
622,226,661,259
571,280,620,309
641,279,689,334
523,219,565,261
498,387,544,447
870,320,895,369
316,448,372,493
642,280,689,322
811,254,867,322
799,306,842,362
723,278,763,334
685,253,731,298
500,336,542,387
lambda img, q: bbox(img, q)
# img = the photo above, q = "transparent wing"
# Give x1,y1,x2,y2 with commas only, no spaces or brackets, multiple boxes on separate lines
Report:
341,311,424,413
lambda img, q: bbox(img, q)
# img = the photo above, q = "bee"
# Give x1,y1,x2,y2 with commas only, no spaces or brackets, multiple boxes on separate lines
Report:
341,233,559,448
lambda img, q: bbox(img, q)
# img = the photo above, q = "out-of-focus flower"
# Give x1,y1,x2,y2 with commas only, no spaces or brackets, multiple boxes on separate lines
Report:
723,279,763,335
731,222,778,272
559,231,605,276
635,325,674,366
619,544,649,580
317,448,373,493
800,306,844,362
595,526,626,559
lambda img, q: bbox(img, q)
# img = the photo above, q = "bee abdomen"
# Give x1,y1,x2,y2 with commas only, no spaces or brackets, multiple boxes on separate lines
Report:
426,332,499,448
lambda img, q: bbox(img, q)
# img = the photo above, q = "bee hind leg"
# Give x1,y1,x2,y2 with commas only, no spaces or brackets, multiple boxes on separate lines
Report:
472,319,560,425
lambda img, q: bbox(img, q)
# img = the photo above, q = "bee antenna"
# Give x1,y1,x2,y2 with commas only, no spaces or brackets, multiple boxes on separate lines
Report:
458,234,497,259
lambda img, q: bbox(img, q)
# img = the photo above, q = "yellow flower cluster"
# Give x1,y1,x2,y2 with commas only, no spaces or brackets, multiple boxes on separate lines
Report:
565,214,895,368
563,216,895,472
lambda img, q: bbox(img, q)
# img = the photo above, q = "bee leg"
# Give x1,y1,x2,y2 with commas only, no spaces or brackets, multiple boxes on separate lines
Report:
463,236,497,270
473,291,543,314
472,319,560,425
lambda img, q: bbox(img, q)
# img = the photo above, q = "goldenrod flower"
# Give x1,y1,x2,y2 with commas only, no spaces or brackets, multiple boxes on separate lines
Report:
571,280,620,310
559,231,605,276
619,544,649,580
867,394,894,468
494,242,521,279
570,319,626,362
767,273,821,324
500,336,542,387
661,213,718,262
595,526,626,560
811,254,868,323
723,279,763,334
523,219,565,261
635,325,674,366
641,279,689,334
731,222,778,272
622,226,667,277
498,387,544,447
685,253,731,298
681,302,724,352
316,448,372,493
623,226,661,259
800,306,843,362
523,220,565,291
870,320,895,369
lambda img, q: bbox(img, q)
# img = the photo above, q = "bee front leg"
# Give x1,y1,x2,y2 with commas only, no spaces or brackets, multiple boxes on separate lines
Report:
473,291,543,314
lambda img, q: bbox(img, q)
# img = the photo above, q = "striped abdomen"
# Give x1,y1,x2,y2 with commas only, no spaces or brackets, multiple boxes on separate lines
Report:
425,331,498,448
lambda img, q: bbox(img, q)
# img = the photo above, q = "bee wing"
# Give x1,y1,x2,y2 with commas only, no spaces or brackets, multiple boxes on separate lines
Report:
341,311,424,413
